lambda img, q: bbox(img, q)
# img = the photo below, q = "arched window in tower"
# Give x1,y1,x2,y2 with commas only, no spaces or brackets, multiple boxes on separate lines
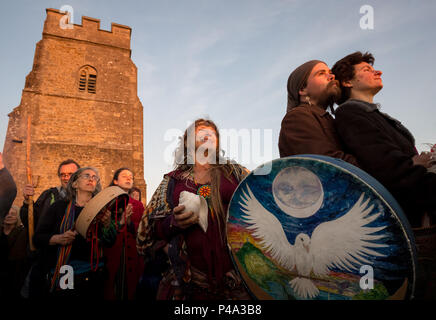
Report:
78,66,97,94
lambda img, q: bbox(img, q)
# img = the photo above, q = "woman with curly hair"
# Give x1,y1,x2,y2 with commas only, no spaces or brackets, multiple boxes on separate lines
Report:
137,119,250,300
34,166,116,298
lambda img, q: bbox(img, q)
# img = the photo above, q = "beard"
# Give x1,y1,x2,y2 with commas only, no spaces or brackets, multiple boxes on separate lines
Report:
317,80,341,109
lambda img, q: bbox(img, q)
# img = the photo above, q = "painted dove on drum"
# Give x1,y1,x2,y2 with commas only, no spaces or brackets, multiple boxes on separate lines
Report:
227,155,417,300
240,182,387,299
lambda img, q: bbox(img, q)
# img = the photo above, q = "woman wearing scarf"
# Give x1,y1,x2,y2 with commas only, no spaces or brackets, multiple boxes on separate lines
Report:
33,167,116,298
137,119,251,300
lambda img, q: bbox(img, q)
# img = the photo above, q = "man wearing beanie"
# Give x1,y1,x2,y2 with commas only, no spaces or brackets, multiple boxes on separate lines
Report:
278,60,358,166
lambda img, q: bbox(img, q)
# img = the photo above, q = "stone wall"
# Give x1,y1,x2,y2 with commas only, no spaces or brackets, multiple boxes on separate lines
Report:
3,8,146,207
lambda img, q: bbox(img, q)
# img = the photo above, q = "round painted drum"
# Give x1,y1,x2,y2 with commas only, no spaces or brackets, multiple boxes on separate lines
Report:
227,155,417,300
76,186,129,239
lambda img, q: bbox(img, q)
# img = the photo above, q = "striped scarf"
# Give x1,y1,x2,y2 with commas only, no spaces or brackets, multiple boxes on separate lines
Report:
50,201,75,291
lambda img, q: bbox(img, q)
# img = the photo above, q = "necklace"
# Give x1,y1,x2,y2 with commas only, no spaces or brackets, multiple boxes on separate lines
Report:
188,171,215,220
189,172,212,198
197,184,212,199
197,184,214,220
189,169,211,185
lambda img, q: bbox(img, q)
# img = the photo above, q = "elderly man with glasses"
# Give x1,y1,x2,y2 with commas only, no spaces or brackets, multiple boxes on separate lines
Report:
20,159,80,229
19,159,80,298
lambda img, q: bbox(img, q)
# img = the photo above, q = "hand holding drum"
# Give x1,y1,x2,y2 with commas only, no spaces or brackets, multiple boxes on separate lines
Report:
75,186,129,239
412,151,434,168
119,203,133,226
96,208,112,228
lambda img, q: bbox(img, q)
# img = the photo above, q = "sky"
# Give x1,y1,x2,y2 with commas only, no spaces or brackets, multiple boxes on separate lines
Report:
1,0,435,203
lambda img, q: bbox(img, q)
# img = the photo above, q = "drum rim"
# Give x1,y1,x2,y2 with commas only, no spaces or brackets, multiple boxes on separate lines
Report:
75,185,129,238
226,154,418,300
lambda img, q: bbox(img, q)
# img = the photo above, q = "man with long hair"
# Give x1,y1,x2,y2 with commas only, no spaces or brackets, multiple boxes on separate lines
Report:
137,118,250,300
279,60,358,166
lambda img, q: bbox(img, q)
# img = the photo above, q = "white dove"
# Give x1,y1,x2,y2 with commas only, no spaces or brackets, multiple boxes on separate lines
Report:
239,185,387,299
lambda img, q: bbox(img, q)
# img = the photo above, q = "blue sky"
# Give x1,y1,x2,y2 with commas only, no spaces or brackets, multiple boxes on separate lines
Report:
1,0,435,202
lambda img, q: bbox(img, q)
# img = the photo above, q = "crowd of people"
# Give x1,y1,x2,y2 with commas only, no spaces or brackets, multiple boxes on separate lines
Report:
0,51,435,300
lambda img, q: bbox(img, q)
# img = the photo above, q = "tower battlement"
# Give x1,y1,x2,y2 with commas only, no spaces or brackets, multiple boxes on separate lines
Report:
3,8,146,206
44,8,131,50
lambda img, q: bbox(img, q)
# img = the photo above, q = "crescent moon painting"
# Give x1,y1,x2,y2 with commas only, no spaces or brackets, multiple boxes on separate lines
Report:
227,155,417,300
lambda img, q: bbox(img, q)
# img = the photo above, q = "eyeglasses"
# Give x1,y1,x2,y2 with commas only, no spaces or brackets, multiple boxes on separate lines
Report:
59,173,74,178
79,173,100,182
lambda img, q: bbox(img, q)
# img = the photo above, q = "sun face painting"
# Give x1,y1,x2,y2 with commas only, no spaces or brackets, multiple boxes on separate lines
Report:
227,155,417,300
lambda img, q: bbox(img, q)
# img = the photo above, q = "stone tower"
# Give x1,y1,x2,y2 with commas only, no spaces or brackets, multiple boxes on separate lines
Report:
3,8,146,206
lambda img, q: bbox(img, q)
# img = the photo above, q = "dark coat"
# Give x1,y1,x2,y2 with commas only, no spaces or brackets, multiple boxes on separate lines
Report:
279,103,359,166
335,99,436,228
20,187,65,230
0,168,17,223
0,167,17,295
33,199,117,295
0,225,29,298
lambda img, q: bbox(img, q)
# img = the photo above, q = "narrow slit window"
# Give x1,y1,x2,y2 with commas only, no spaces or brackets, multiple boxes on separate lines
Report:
78,66,97,94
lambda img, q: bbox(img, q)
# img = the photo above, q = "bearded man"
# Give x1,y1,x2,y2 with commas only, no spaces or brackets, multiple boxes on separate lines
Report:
279,60,358,166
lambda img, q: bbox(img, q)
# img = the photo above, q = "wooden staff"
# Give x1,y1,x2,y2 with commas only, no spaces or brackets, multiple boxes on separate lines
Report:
26,116,36,251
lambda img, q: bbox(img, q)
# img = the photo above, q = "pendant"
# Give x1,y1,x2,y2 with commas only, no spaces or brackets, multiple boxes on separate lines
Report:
197,184,211,199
